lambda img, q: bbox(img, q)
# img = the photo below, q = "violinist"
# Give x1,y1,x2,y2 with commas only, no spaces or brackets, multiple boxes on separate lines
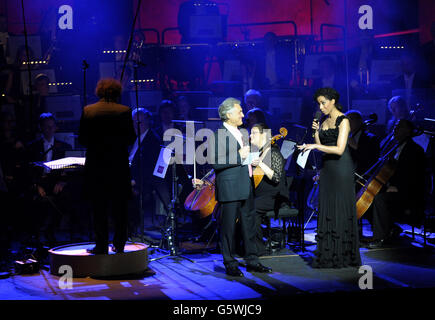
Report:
345,110,380,179
365,119,426,248
249,123,290,254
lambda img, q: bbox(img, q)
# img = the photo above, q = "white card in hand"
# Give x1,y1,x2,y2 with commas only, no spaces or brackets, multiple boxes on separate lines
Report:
242,152,260,165
296,149,311,169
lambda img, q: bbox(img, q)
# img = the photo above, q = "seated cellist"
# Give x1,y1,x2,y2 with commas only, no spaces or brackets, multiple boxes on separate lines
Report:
364,119,426,248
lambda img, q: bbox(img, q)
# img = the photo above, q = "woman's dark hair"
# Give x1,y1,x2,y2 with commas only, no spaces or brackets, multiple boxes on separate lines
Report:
246,108,267,126
95,78,122,102
313,87,343,111
251,122,270,133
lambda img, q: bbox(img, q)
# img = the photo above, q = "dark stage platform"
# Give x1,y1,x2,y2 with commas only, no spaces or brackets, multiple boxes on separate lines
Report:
1,221,434,303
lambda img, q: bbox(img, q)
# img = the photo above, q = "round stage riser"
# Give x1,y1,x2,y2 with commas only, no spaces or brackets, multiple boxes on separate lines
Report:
48,243,148,278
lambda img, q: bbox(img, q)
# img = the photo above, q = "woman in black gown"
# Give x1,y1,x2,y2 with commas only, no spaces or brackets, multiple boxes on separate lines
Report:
298,87,361,268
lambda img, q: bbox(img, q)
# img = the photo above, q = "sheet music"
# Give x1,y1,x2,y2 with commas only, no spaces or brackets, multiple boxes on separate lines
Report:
296,150,311,169
43,157,86,170
413,134,430,152
242,152,260,165
280,140,296,159
153,147,172,179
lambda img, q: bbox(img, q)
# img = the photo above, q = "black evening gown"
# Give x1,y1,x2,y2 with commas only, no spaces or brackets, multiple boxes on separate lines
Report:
313,115,361,268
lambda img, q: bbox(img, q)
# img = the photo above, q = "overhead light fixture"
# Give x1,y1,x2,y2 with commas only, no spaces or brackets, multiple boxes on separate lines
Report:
49,82,73,86
22,60,48,65
102,50,127,54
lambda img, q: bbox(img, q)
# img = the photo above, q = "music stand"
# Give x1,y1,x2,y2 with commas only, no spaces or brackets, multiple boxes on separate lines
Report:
150,120,205,261
150,148,195,263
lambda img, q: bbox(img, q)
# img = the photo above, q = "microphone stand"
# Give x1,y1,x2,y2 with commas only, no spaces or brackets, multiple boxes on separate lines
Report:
20,0,34,138
120,0,142,83
132,61,145,244
117,0,146,244
82,60,89,108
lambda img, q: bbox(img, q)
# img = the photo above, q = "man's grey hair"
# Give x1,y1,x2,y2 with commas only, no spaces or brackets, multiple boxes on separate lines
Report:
244,89,261,103
132,107,152,119
218,97,241,121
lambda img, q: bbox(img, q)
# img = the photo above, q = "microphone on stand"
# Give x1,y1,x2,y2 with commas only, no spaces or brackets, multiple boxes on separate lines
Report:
312,111,322,138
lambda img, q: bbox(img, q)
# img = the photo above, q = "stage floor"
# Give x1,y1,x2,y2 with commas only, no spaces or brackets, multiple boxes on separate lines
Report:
1,225,435,302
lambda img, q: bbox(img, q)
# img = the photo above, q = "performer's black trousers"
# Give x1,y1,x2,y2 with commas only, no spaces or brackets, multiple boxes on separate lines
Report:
219,192,259,268
254,194,277,253
371,192,402,240
91,193,128,250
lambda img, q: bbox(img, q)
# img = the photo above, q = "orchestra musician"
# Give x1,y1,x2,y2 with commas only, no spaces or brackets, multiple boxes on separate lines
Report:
27,112,72,245
210,97,271,276
345,110,380,179
364,119,426,248
249,122,291,254
128,107,161,237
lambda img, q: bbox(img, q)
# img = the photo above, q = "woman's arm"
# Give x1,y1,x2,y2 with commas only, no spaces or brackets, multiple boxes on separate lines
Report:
254,148,285,182
298,118,350,156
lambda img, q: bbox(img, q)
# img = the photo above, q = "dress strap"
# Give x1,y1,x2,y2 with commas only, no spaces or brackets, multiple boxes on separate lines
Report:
335,115,347,127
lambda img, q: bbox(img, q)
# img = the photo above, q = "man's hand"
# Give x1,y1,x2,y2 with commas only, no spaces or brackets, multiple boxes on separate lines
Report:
386,186,398,193
53,182,66,195
192,178,204,190
251,158,261,167
239,146,250,159
37,185,46,197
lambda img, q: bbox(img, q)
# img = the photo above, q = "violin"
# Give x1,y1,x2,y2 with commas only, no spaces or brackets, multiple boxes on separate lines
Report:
253,127,288,188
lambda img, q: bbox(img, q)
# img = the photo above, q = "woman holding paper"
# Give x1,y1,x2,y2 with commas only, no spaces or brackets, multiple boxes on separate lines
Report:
297,87,361,268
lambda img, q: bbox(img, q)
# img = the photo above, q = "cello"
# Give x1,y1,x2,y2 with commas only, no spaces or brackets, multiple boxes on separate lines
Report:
355,140,399,219
184,169,218,218
355,105,423,219
253,127,288,188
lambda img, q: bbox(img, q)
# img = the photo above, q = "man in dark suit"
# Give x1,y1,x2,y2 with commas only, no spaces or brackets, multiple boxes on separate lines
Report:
366,119,426,248
27,112,72,245
128,107,161,236
345,110,380,177
27,112,72,164
78,78,136,254
211,97,271,276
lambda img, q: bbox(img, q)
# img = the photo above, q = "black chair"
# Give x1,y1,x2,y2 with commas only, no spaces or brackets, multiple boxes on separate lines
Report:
262,176,305,253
